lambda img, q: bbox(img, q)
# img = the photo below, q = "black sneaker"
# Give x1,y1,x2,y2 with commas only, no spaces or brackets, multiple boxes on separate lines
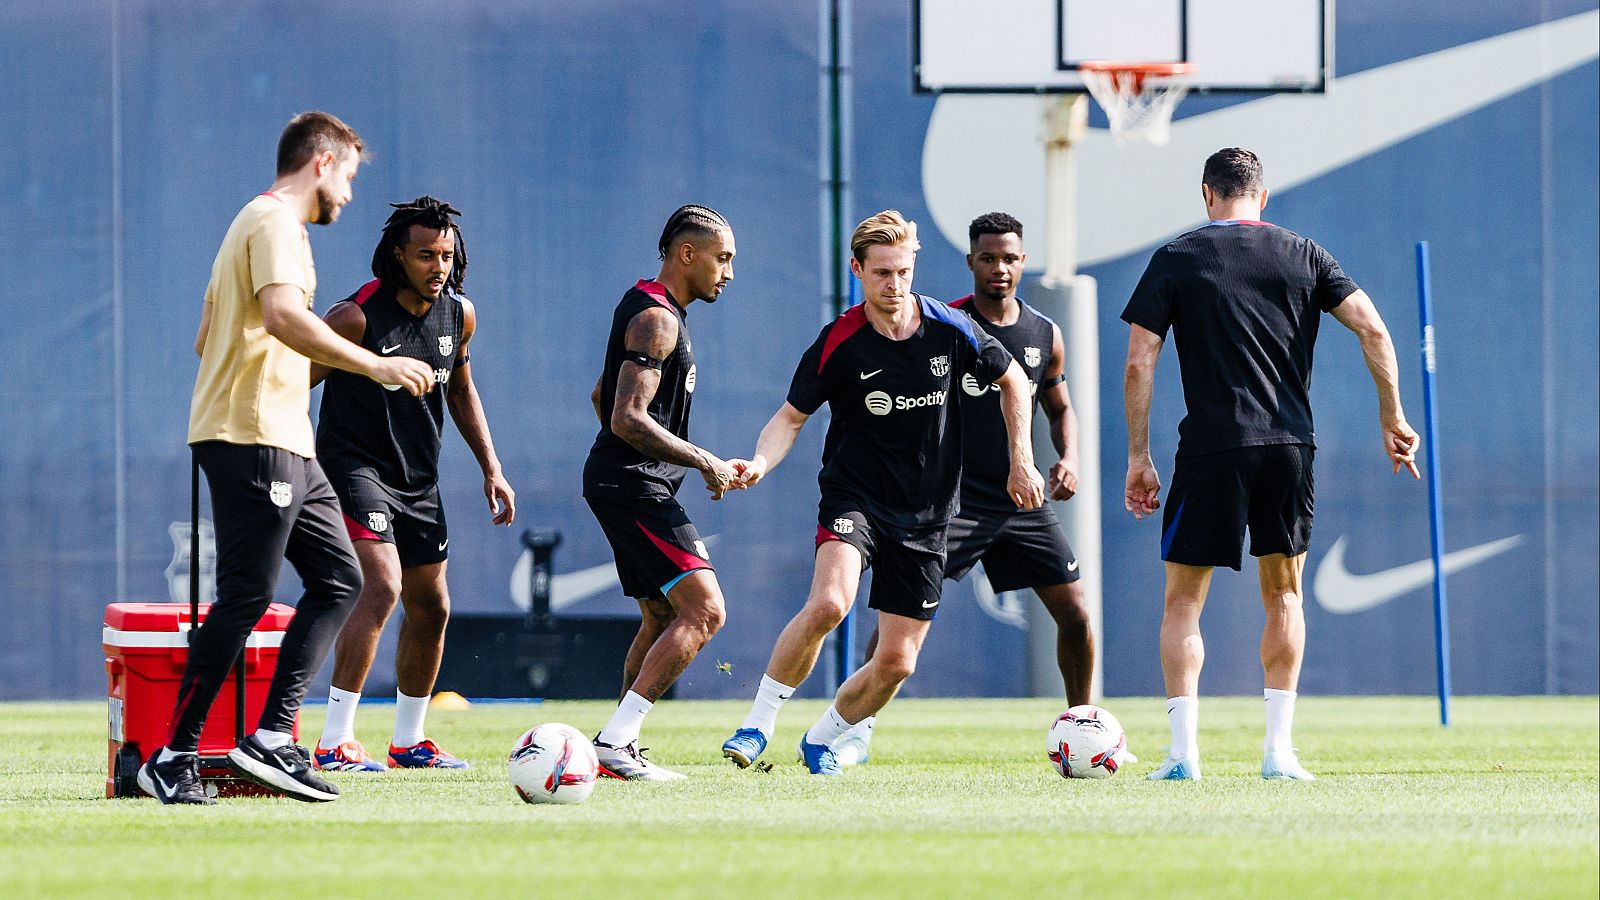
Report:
227,734,340,802
137,751,214,805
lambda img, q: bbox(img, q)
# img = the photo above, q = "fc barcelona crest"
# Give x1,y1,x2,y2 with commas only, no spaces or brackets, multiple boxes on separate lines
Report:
929,355,950,377
1024,346,1042,367
268,481,293,508
438,335,454,357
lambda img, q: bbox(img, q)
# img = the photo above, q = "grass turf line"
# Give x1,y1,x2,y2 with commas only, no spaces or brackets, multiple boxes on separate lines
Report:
1,696,1595,898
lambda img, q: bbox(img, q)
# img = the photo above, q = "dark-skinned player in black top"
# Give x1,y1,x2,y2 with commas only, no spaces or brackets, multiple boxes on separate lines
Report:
718,210,1045,776
1123,149,1419,782
311,197,515,773
583,205,740,782
838,212,1125,768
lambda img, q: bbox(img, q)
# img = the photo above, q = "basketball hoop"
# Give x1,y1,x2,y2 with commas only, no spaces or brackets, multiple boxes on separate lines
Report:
1077,61,1194,146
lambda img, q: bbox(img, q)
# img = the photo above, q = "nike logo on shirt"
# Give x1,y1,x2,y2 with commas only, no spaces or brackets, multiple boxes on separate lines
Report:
382,344,403,354
860,370,882,380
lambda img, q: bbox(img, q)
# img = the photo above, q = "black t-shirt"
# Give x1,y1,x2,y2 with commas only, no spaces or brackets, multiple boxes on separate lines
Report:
787,294,1013,529
583,279,697,499
948,295,1056,513
317,279,464,492
1120,220,1358,457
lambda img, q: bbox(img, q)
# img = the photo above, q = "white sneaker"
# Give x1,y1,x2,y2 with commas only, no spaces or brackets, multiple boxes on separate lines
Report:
1262,747,1316,781
1147,755,1202,781
593,738,686,782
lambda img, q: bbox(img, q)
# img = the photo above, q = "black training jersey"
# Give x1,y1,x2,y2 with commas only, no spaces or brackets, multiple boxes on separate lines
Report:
949,295,1055,513
1120,220,1358,457
316,279,464,492
787,294,1013,529
583,279,697,499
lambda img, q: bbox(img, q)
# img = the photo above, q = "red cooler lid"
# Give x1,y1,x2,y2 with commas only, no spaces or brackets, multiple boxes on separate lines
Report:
104,602,297,632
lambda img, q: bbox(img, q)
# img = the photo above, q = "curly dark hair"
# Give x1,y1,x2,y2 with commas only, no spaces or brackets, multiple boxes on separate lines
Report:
371,196,466,293
968,211,1023,246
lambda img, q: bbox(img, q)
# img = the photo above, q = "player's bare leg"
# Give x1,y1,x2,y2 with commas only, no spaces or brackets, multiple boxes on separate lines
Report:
798,612,930,775
1035,580,1094,707
1150,562,1212,780
316,539,401,770
621,596,675,699
374,559,467,768
596,570,724,781
722,541,861,768
1257,552,1314,779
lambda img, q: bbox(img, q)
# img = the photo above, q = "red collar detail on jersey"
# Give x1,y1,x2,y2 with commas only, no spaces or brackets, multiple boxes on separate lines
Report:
353,279,383,306
635,279,675,309
818,304,869,375
949,294,973,309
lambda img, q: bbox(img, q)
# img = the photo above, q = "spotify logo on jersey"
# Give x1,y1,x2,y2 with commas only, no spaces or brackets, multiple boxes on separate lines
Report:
864,391,893,415
865,390,947,415
686,364,697,394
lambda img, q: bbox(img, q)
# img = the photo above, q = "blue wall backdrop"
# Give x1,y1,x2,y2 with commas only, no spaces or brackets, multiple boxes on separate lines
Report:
2,0,1594,701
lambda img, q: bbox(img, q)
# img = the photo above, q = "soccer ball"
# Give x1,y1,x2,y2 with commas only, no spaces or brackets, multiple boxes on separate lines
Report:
508,723,599,804
1047,705,1126,779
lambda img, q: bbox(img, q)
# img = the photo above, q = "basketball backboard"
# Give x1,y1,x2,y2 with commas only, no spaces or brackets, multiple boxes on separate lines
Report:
913,0,1331,94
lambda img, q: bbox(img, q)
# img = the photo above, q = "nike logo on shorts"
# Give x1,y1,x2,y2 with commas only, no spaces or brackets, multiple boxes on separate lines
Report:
382,344,403,354
921,598,939,609
438,540,449,551
1067,560,1079,572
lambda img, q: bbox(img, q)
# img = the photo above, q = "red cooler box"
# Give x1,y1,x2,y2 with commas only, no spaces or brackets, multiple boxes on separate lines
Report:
103,602,299,798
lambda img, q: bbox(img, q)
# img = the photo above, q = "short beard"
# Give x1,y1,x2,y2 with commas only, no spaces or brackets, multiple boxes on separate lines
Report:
311,186,339,226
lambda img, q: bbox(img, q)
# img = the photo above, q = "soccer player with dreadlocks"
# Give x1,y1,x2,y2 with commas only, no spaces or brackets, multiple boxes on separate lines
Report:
581,204,739,781
310,195,516,772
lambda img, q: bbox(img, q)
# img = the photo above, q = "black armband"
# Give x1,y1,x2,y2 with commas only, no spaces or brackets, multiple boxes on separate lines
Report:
625,352,665,370
1040,374,1066,389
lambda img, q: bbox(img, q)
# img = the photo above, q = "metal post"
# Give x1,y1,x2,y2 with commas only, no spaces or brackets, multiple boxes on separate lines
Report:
1030,95,1104,701
1416,241,1452,726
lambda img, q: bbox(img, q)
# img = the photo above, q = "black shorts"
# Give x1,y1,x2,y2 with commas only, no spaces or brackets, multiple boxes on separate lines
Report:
1161,444,1314,571
329,469,449,569
944,506,1080,592
586,495,713,600
816,500,946,621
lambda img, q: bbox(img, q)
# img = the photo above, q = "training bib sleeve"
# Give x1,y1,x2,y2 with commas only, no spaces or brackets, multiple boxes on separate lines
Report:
1121,249,1174,337
1310,242,1360,312
786,327,830,415
964,323,1014,385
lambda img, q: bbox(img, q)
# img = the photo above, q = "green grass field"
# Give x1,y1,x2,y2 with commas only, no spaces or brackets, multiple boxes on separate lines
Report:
2,696,1595,898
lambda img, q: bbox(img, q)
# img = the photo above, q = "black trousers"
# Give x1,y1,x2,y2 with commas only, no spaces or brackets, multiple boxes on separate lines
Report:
165,441,362,753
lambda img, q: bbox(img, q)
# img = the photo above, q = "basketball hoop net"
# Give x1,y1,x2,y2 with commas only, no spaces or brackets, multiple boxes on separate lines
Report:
1078,61,1194,146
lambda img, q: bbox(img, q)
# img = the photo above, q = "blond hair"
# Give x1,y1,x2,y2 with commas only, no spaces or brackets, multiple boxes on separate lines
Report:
850,209,920,262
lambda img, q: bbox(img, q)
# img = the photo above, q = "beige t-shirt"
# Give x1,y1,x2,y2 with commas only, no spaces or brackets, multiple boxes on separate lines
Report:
187,192,318,457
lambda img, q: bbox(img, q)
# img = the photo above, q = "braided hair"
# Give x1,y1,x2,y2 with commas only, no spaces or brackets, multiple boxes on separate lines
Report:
657,204,729,260
371,195,467,293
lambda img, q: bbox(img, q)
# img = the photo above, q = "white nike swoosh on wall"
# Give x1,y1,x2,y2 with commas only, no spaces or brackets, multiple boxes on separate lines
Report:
1312,534,1524,615
509,534,722,612
922,11,1600,268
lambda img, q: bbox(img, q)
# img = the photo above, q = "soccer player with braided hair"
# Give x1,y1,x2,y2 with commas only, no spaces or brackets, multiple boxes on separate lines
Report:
581,204,740,781
309,195,516,772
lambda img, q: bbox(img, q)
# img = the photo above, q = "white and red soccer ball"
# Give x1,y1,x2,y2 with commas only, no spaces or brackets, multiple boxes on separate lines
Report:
1047,705,1126,779
508,723,599,804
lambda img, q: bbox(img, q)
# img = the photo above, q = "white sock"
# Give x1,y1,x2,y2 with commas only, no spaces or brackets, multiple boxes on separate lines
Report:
741,674,797,738
804,704,854,748
1166,696,1199,761
1264,688,1297,754
319,686,360,748
845,715,875,744
597,691,654,747
392,691,430,747
253,729,292,750
156,746,195,764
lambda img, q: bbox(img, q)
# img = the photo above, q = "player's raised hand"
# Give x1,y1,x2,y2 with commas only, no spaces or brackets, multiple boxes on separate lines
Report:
1384,417,1421,479
1125,458,1162,520
485,470,516,525
368,356,435,396
1008,464,1046,511
700,454,738,501
1048,456,1080,501
729,455,769,490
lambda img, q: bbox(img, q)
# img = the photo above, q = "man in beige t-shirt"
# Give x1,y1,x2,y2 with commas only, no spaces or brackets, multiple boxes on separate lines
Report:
140,112,433,806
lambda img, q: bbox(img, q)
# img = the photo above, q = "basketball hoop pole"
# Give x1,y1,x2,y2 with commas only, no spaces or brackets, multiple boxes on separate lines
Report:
1028,94,1105,702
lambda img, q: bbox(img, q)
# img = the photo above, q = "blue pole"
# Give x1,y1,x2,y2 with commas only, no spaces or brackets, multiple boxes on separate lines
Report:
1416,241,1452,726
835,271,862,682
